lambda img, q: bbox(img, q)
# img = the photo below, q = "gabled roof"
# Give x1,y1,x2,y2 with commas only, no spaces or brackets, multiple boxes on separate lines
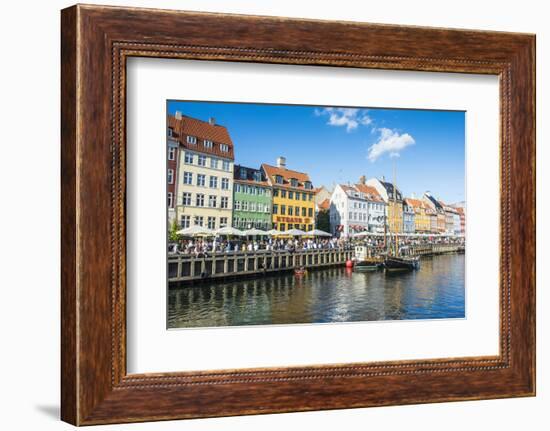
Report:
167,114,234,160
354,184,384,202
404,198,426,209
318,198,331,210
262,163,313,191
423,193,444,211
379,180,402,201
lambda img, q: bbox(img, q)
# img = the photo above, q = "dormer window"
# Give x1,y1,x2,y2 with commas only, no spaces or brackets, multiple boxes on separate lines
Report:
275,175,283,185
203,139,213,148
304,181,312,190
253,171,262,182
240,168,247,180
186,135,197,144
290,178,298,188
167,127,173,137
220,144,229,152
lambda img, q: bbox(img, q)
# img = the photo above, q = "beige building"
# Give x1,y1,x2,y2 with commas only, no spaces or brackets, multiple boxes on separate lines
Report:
168,112,235,230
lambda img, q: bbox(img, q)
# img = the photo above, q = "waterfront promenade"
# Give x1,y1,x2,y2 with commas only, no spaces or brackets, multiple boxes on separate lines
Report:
168,243,464,285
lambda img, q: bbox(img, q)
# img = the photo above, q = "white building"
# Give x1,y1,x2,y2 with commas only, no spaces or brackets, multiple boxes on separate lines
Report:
329,182,386,237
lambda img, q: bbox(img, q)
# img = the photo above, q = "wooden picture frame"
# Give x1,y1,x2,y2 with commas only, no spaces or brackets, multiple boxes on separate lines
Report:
61,4,535,425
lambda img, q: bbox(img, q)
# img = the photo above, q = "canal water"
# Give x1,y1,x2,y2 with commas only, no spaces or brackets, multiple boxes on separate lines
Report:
168,253,465,329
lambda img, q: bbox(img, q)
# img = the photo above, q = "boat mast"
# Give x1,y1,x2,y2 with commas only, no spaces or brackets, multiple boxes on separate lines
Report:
393,158,398,256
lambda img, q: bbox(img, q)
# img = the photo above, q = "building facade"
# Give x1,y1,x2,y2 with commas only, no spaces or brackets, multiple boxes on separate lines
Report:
166,129,180,225
169,112,235,231
402,200,416,233
404,198,430,233
329,184,368,237
232,165,272,230
262,157,315,232
423,192,446,233
366,178,403,233
354,182,386,233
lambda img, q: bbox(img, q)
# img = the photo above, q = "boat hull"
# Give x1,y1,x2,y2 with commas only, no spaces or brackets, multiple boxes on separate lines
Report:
384,256,420,271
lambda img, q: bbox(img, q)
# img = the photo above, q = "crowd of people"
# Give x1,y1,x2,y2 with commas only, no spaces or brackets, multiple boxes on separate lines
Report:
168,234,465,256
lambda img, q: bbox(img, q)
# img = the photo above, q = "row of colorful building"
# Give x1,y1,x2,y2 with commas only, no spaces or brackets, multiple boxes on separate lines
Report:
167,112,465,236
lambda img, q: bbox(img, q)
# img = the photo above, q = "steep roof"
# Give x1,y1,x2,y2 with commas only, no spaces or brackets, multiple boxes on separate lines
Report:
379,180,402,201
354,184,384,202
262,163,313,191
233,165,269,185
167,114,234,160
318,198,331,210
404,198,425,209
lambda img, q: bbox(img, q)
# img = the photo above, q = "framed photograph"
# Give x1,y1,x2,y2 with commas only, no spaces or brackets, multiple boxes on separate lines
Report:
61,4,536,425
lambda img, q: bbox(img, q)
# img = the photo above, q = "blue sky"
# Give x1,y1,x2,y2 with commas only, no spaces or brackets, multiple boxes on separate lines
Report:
168,101,465,203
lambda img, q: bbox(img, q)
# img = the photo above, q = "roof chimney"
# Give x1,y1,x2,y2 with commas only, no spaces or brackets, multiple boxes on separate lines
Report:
359,175,366,185
277,156,286,168
208,117,216,125
175,111,182,120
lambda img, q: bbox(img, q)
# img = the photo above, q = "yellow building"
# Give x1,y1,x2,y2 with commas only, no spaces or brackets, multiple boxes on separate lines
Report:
366,178,403,233
404,198,431,233
262,158,315,232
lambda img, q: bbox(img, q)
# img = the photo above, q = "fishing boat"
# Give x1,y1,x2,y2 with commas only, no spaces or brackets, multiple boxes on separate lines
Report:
353,246,383,271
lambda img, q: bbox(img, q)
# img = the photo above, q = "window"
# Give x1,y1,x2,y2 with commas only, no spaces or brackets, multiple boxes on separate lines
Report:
182,192,191,205
279,223,285,231
196,194,205,207
250,202,257,212
242,201,249,211
309,194,313,201
208,195,217,208
304,181,312,190
168,147,176,160
187,135,197,144
167,127,173,137
221,197,229,209
194,215,203,226
184,152,193,164
209,176,218,188
288,206,293,216
203,139,213,149
281,205,286,215
253,171,262,182
281,190,287,198
197,174,206,187
234,201,241,210
220,217,228,228
301,207,306,217
308,208,313,217
273,204,278,214
302,192,306,201
290,178,298,187
180,215,190,228
265,189,271,197
273,189,279,197
221,178,229,190
167,169,174,184
198,155,206,166
265,205,270,213
183,172,193,184
167,192,173,208
220,144,229,152
210,158,219,169
239,167,247,179
275,175,283,185
207,216,216,229
288,191,294,200
223,160,231,171
295,206,300,216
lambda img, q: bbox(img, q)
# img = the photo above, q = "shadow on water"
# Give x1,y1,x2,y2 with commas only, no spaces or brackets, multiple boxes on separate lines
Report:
168,254,465,329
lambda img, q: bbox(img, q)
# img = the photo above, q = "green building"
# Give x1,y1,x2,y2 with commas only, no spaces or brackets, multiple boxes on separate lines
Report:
232,165,272,230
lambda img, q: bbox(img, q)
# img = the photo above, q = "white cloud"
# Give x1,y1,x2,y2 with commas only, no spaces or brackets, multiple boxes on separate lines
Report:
316,108,372,132
368,127,415,162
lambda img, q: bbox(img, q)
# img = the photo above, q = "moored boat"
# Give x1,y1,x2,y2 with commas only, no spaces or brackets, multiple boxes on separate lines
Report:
353,246,383,271
384,255,420,271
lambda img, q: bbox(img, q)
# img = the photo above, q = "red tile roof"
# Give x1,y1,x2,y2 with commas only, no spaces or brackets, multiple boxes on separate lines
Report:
354,184,384,202
167,114,234,160
262,163,313,191
404,198,426,209
318,198,331,210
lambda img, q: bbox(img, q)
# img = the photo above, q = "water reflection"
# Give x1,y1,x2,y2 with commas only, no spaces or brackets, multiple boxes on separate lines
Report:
168,254,465,329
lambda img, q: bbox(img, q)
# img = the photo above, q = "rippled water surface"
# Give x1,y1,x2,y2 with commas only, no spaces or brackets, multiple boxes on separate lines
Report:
168,253,465,329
